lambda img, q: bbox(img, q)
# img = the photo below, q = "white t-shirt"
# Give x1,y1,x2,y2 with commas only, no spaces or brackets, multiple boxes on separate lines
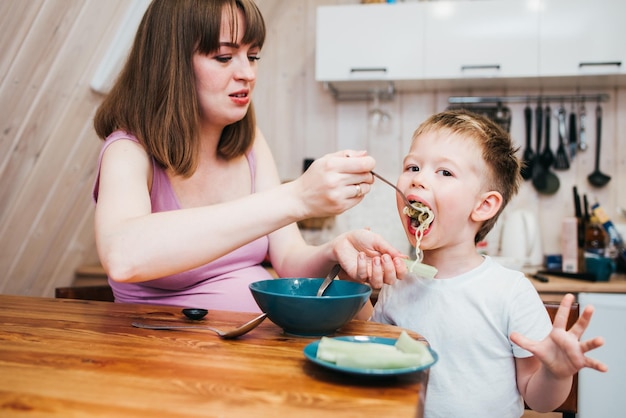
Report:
372,256,552,418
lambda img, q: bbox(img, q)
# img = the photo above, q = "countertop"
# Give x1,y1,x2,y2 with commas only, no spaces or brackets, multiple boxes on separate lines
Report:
528,272,626,298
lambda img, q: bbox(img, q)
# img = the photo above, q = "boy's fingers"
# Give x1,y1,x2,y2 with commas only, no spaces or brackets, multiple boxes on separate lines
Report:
553,293,575,329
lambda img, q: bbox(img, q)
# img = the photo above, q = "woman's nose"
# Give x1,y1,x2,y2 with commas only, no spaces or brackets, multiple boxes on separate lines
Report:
234,58,256,81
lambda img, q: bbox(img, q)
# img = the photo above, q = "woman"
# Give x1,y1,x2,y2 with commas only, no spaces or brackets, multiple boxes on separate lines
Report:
93,0,406,312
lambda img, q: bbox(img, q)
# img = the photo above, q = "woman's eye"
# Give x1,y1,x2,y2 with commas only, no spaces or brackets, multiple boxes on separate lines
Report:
248,55,261,62
215,56,232,63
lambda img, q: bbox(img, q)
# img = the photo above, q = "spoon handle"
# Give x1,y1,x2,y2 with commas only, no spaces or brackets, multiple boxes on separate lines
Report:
371,171,411,207
316,264,341,297
132,322,220,331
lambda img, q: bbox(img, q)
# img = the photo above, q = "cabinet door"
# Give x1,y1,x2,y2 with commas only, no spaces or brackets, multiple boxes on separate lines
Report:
540,0,626,76
423,0,539,79
315,3,424,82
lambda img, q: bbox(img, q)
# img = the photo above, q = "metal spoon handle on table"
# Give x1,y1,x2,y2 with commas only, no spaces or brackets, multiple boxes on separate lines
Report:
316,264,341,297
131,312,267,339
132,322,223,331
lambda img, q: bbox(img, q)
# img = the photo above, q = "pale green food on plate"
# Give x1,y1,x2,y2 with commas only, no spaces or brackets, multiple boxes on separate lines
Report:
316,331,434,370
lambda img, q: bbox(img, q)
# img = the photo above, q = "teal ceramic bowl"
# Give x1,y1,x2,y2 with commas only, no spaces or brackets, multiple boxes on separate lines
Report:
249,278,372,337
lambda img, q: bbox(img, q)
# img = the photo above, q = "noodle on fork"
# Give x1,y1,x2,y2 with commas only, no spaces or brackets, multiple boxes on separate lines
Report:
403,203,436,277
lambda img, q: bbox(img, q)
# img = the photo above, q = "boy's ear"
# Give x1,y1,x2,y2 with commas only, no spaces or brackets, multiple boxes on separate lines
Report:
471,191,503,222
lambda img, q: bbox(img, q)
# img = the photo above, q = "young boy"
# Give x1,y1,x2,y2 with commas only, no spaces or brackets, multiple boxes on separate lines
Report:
358,109,607,418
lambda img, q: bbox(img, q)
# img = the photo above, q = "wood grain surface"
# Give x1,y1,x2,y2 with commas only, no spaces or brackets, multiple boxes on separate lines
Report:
0,295,429,417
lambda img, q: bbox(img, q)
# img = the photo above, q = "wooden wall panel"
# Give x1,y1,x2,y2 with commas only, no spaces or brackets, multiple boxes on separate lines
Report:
0,0,128,295
0,1,44,85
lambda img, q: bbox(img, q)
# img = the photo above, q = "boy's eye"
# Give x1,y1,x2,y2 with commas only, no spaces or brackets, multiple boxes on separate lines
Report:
406,165,419,172
437,169,452,177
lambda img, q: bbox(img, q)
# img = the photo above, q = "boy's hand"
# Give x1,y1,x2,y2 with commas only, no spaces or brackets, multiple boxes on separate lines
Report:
510,293,608,378
333,229,408,289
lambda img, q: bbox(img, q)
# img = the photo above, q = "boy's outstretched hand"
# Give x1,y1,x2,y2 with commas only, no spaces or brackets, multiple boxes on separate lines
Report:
511,293,608,378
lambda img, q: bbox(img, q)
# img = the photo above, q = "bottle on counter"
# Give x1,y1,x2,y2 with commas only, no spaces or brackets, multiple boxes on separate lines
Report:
591,202,624,259
584,213,608,256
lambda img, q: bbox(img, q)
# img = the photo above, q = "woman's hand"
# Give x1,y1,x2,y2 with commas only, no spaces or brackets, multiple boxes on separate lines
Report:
333,229,408,289
511,293,608,378
292,150,375,219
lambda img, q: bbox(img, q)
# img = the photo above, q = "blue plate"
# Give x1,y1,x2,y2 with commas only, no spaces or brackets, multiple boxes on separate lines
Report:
303,335,438,376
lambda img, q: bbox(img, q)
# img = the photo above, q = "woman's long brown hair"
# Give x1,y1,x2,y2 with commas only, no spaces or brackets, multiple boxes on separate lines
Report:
93,0,266,177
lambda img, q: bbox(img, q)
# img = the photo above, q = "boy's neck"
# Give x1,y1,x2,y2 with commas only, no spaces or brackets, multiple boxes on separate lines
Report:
423,247,485,279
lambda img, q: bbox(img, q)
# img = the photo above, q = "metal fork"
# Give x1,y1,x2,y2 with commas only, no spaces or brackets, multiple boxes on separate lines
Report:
371,171,412,207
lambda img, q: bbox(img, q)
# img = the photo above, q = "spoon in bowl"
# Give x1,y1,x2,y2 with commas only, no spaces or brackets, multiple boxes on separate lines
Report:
316,264,341,297
131,313,268,339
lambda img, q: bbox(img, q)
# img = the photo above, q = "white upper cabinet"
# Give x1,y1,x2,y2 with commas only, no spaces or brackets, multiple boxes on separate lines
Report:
423,0,539,79
315,3,424,82
540,0,626,77
314,0,626,96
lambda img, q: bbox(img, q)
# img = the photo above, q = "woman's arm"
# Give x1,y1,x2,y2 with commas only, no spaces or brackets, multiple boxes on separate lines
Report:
255,129,407,285
95,130,379,283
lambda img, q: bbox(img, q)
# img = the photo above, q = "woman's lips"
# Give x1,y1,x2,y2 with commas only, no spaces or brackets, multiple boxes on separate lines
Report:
229,91,250,105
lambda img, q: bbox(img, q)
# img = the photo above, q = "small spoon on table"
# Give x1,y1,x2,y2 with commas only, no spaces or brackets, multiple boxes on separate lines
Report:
132,312,268,339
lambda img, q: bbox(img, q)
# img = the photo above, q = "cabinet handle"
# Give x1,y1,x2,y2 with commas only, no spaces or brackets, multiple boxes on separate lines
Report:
579,61,622,68
461,64,501,71
350,67,387,73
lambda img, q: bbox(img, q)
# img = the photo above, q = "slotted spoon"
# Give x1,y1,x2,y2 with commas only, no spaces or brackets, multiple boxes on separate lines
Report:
554,106,570,170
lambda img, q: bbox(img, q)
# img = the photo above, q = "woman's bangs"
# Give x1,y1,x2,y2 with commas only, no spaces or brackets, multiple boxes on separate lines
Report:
239,1,266,48
194,1,265,54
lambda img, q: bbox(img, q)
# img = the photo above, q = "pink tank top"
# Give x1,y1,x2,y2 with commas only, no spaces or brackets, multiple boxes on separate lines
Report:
93,131,271,312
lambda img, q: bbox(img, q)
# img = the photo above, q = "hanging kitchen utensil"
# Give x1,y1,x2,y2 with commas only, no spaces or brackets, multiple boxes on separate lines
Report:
368,91,391,131
532,104,560,195
520,104,534,180
587,104,611,187
539,105,555,168
554,105,570,170
578,99,588,151
573,186,585,249
531,104,546,189
568,102,578,159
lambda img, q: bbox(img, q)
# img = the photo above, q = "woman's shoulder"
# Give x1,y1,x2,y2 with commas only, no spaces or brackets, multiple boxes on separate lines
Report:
101,130,148,157
104,130,139,145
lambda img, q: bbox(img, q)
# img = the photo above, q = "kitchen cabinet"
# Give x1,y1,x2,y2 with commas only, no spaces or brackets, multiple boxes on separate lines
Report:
315,3,424,90
423,0,539,80
315,0,626,97
540,0,626,77
577,292,626,417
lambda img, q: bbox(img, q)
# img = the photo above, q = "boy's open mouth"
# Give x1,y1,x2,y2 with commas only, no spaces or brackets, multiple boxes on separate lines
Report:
403,202,434,231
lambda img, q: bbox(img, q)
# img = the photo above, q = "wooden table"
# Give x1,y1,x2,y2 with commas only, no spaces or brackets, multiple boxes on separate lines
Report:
0,295,428,418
